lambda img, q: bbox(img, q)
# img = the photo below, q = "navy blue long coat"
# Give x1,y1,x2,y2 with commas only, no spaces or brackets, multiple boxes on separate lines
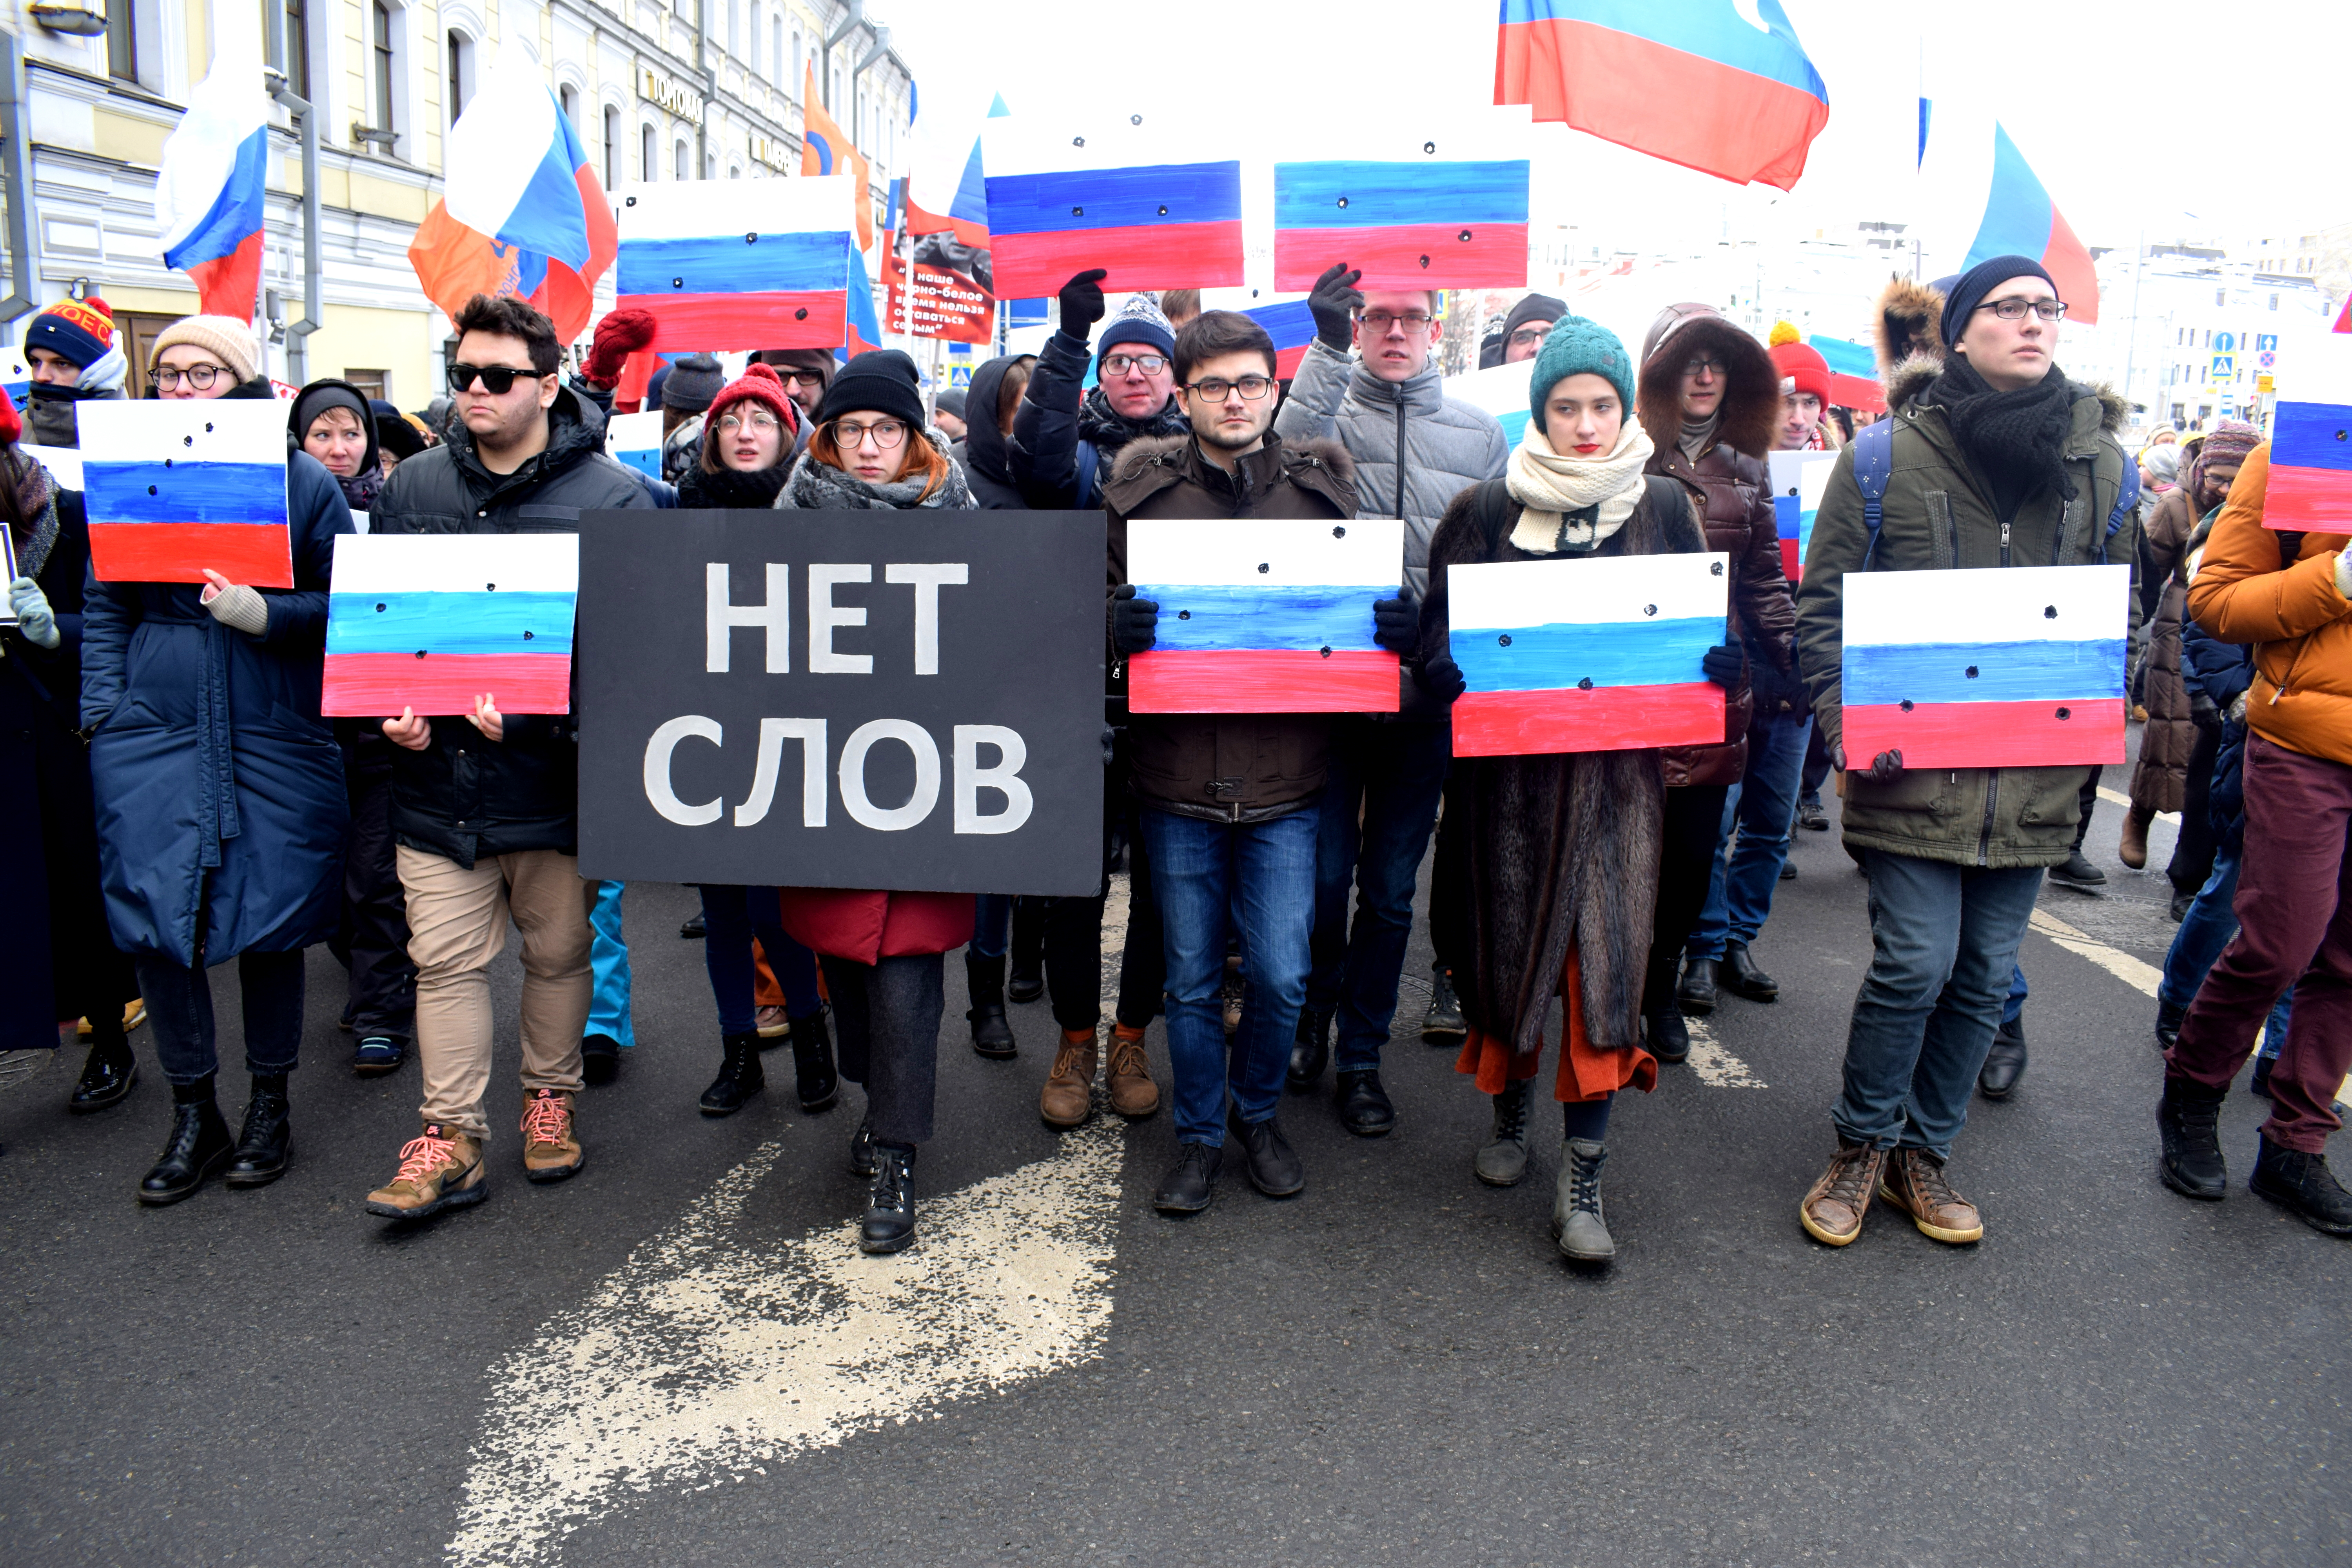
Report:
80,451,354,965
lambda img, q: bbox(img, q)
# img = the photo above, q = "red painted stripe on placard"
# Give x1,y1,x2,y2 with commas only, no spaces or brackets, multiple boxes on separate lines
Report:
1840,697,2125,770
1779,537,1802,581
321,652,573,718
1127,649,1399,714
2262,464,2352,530
1273,343,1308,379
1452,683,1724,758
1274,222,1531,292
989,220,1246,303
617,291,848,352
87,522,293,588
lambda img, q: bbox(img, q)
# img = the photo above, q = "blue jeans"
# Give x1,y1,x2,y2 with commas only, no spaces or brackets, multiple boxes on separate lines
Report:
971,894,1013,960
2003,964,2027,1026
586,880,634,1049
698,885,822,1036
1688,713,1809,960
1306,718,1452,1070
2160,842,2294,1053
1141,806,1319,1147
1835,851,2045,1158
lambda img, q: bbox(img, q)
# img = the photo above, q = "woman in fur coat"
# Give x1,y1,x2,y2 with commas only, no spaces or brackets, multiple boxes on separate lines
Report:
1417,318,1735,1264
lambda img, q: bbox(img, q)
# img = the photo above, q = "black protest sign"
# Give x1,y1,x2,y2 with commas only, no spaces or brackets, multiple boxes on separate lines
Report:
577,509,1105,895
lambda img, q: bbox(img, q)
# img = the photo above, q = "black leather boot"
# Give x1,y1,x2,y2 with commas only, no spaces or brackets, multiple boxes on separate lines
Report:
225,1075,292,1187
1676,956,1717,1015
847,1116,877,1177
1719,942,1780,1003
1643,1007,1691,1064
1420,964,1467,1041
1286,1006,1332,1091
2249,1136,2352,1236
1007,901,1046,1003
69,1029,138,1113
859,1142,917,1254
1334,1068,1395,1136
2154,998,2186,1051
1978,1013,2027,1099
2157,1075,2229,1201
964,954,1017,1060
698,1031,766,1116
138,1078,234,1205
1227,1107,1305,1197
789,1009,839,1112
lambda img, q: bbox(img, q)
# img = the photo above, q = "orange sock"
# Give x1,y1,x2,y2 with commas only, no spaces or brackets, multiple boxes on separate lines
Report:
1112,1022,1146,1044
1063,1027,1098,1046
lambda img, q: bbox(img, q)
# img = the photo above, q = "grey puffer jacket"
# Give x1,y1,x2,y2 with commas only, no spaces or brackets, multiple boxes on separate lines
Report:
1272,339,1509,715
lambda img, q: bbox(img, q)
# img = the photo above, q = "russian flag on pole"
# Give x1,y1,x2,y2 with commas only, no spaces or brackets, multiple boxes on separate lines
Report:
1444,362,1537,448
1127,518,1405,714
2264,402,2352,531
1841,564,2129,769
1768,448,1836,580
1916,102,2099,325
79,401,292,587
844,242,884,358
323,534,578,718
409,44,617,345
1273,133,1530,290
904,85,1005,245
1447,552,1728,757
1494,0,1829,191
616,178,854,352
981,110,1244,298
154,3,270,321
1244,299,1318,379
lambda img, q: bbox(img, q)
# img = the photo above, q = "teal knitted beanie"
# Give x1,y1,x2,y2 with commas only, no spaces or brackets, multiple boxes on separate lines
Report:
1526,314,1636,432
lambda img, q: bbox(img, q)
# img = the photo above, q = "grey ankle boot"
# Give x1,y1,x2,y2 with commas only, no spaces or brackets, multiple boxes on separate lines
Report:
1474,1078,1532,1187
1550,1138,1615,1263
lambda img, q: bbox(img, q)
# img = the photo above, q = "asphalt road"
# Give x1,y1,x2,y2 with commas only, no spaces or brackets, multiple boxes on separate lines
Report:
4,728,2348,1567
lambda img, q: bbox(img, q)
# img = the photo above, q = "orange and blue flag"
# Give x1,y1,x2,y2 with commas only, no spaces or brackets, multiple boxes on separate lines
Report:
802,70,875,254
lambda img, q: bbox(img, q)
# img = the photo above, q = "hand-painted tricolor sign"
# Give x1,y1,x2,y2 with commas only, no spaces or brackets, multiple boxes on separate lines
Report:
1126,518,1405,714
604,409,665,480
1243,299,1318,380
79,400,292,586
980,112,1243,299
1446,551,1728,757
1444,362,1535,448
2263,402,2352,531
1272,157,1529,291
1767,448,1836,580
1840,563,2127,769
615,178,855,352
323,533,579,717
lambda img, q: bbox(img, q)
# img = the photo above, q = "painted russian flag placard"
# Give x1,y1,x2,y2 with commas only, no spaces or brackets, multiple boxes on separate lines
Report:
1447,552,1728,757
1126,518,1405,713
1445,362,1536,448
616,178,853,352
1768,448,1837,580
1808,334,1886,415
1245,299,1318,379
1916,100,2098,325
323,533,578,718
2264,402,2352,531
603,410,664,480
980,111,1243,299
1273,155,1529,291
79,401,291,587
1841,564,2128,769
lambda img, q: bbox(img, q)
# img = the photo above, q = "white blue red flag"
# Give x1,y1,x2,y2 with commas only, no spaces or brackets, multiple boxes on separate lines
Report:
1243,299,1318,380
617,178,855,352
903,86,1005,245
1768,448,1836,580
155,4,270,320
2265,403,2352,531
1916,101,2099,324
1273,126,1529,291
323,534,579,718
80,401,291,587
981,110,1243,299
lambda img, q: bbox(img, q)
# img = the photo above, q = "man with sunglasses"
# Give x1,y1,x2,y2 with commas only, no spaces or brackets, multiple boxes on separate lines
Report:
360,294,652,1222
1272,265,1510,1136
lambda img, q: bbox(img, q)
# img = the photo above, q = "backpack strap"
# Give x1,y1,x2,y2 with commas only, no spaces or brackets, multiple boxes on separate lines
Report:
1851,418,1895,570
1645,474,1705,553
1076,440,1102,510
2099,460,2139,564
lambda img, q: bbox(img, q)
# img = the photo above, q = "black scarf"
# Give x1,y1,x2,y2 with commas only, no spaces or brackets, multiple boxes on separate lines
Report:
1076,383,1190,461
1927,355,2078,524
678,462,789,509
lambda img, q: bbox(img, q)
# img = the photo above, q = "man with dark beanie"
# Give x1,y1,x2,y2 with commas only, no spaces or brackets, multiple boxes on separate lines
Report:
659,352,727,483
1009,273,1189,510
22,295,129,447
1792,255,2132,1249
1478,291,1568,369
759,348,838,423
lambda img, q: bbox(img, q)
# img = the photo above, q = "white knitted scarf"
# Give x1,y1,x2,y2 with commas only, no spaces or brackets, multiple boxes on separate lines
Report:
1505,417,1656,555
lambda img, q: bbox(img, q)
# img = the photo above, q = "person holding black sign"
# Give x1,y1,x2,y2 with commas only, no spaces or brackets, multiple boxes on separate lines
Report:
769,348,978,1255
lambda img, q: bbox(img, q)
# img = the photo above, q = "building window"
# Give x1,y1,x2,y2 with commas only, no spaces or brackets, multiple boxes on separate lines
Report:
642,123,657,181
675,139,689,180
559,83,578,128
772,18,784,87
281,0,311,100
447,31,473,128
106,0,138,82
343,368,390,403
729,163,742,179
2215,288,2227,307
603,106,619,189
791,25,803,91
2270,293,2280,310
728,0,741,58
372,2,398,145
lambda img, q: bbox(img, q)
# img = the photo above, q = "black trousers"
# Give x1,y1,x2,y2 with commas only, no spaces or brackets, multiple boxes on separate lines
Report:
1800,721,1834,804
2170,720,2222,898
822,951,944,1147
135,949,305,1087
2071,766,2103,854
328,747,416,1042
1646,784,1732,1011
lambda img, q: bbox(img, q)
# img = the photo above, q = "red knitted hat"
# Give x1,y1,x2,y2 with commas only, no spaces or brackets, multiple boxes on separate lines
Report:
0,384,20,447
1769,337,1831,407
705,362,799,435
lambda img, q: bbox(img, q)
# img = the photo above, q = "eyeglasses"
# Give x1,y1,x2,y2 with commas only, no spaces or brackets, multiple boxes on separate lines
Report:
1186,376,1274,403
777,370,828,388
1975,298,2069,321
151,363,228,391
828,417,907,449
448,363,541,396
1358,311,1432,333
1102,353,1168,376
717,411,781,434
1681,356,1730,378
1508,324,1553,348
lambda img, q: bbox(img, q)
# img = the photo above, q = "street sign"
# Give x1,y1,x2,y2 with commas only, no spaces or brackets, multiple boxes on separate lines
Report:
2258,374,2276,393
2209,353,2236,383
2215,332,2236,353
2258,352,2276,370
2256,334,2279,353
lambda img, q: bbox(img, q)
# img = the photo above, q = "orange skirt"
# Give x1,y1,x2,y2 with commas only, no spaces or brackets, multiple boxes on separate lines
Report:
1454,945,1658,1103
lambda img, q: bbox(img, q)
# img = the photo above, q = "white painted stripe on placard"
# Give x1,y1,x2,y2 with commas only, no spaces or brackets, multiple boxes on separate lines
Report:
1125,516,1405,589
74,399,289,466
1768,448,1836,507
1446,551,1730,631
981,106,1240,178
330,532,579,595
1844,563,2129,648
1444,362,1537,424
614,176,858,243
604,408,664,457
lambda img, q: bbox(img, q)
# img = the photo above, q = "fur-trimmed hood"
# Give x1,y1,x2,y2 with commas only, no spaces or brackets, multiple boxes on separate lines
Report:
1105,428,1354,492
1875,276,1945,377
1634,303,1778,463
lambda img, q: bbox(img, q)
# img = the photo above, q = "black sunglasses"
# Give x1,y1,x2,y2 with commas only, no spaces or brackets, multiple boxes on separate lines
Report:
447,362,542,396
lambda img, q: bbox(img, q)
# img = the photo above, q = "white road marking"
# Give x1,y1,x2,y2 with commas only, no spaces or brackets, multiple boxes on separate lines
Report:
1684,1015,1766,1089
2029,906,2161,997
2096,784,2178,826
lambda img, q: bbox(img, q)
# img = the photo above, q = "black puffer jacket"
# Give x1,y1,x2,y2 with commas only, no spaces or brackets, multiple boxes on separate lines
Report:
370,387,652,866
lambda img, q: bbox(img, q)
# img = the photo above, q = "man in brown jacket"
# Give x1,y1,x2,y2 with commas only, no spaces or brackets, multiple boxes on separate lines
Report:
2159,441,2352,1237
1102,310,1394,1215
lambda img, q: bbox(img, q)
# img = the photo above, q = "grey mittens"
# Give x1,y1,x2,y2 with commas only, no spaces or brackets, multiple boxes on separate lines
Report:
204,582,270,636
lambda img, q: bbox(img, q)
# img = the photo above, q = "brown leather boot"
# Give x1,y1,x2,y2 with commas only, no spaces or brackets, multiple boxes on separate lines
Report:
2118,805,2152,870
1038,1029,1097,1129
1799,1137,1888,1247
1104,1024,1160,1119
1877,1146,1984,1243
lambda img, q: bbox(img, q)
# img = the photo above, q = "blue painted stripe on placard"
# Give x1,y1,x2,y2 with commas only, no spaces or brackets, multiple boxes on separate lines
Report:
615,231,851,297
1842,638,2124,707
1774,494,1817,541
1272,161,1528,229
1452,615,1718,693
1134,584,1385,653
2273,403,2352,474
1809,335,1875,377
615,448,662,479
328,591,577,656
83,462,288,526
1497,0,1828,102
1496,408,1531,445
1244,299,1318,349
985,162,1243,236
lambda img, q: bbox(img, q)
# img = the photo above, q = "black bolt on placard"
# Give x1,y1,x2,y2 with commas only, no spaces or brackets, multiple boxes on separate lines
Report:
2056,707,2072,719
1900,699,1914,711
1256,563,1269,573
1498,634,1512,646
2044,605,2058,617
1965,665,1979,677
1577,677,1594,690
1643,604,1657,617
1332,526,1346,537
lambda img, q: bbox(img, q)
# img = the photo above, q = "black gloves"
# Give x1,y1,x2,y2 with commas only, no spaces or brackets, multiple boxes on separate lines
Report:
1307,263,1363,351
1418,653,1467,703
1372,592,1418,654
1058,268,1109,343
1110,584,1159,655
1831,742,1903,781
1700,644,1745,688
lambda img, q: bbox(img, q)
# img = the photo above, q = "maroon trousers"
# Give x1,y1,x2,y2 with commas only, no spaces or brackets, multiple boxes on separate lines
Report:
2168,735,2352,1152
